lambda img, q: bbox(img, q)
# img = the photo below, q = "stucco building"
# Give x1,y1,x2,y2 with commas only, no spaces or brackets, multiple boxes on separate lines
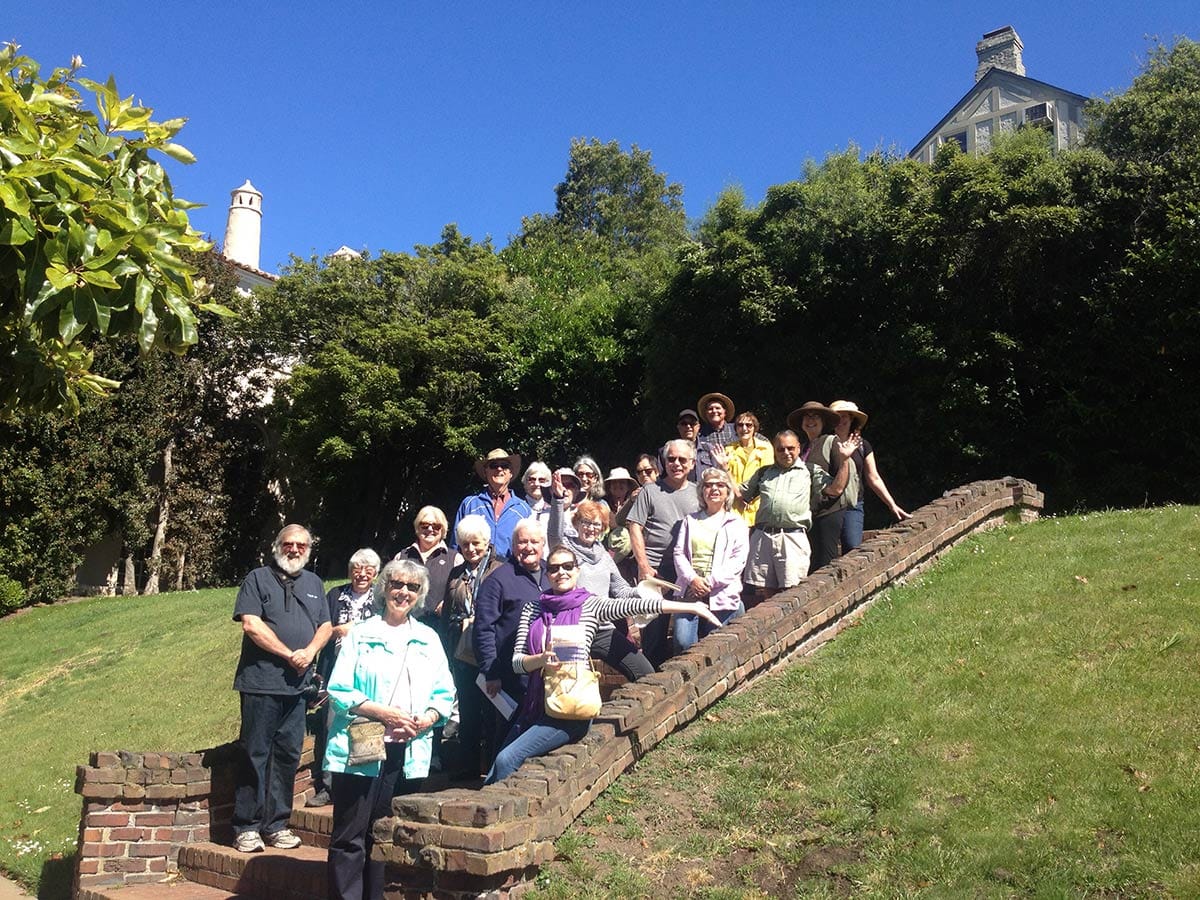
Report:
909,26,1088,162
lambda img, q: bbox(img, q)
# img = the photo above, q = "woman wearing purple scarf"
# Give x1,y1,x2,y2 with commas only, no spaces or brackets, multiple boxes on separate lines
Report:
485,545,720,783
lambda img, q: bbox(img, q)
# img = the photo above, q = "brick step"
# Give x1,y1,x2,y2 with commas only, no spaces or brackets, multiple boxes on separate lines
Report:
177,843,327,900
77,878,248,899
288,768,480,848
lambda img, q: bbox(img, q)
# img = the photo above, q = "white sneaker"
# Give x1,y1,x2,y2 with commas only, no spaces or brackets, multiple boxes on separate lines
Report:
263,829,302,849
234,831,264,853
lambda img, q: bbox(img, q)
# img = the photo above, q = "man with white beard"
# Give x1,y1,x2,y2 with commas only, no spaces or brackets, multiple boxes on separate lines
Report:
231,524,332,853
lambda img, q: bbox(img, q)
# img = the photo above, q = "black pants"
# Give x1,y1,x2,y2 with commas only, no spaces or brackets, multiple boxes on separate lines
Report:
591,625,654,681
328,743,415,900
233,692,306,836
450,657,488,777
809,509,846,574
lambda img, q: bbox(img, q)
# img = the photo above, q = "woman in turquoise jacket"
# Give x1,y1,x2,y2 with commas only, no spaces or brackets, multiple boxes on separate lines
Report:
325,558,455,900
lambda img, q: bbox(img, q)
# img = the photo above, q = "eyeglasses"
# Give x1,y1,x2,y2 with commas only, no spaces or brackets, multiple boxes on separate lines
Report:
487,461,511,470
351,564,377,574
678,419,699,427
281,541,309,550
575,471,595,481
666,455,692,464
526,477,550,486
735,422,755,430
547,562,577,574
577,519,603,531
635,466,656,475
388,580,421,592
417,522,443,531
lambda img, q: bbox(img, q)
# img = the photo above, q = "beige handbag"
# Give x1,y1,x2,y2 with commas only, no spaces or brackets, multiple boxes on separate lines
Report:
346,717,386,766
453,616,478,666
543,660,602,720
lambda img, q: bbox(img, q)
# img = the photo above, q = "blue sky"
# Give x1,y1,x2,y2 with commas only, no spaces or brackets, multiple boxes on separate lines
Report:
7,2,1196,272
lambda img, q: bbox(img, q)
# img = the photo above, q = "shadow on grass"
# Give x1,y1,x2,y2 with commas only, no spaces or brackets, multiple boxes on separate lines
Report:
38,853,73,900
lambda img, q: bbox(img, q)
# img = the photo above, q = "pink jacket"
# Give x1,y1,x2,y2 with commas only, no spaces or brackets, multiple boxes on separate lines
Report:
673,511,750,611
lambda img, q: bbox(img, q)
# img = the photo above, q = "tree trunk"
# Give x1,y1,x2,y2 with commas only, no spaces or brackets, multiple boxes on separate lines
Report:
175,546,186,592
121,553,137,596
143,437,174,596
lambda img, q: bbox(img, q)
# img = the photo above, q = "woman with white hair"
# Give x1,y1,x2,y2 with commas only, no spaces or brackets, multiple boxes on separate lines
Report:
325,558,454,900
440,514,503,780
573,455,608,506
394,506,453,628
521,461,553,534
308,548,382,807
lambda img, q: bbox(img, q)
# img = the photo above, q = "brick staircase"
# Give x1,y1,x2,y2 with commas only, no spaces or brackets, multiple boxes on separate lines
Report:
78,769,475,900
78,801,333,900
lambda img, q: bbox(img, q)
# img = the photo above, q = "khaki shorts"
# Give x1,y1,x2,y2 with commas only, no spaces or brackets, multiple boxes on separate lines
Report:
743,528,810,589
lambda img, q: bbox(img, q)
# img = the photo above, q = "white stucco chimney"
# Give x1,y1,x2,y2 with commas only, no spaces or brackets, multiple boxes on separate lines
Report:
223,179,263,270
975,26,1025,82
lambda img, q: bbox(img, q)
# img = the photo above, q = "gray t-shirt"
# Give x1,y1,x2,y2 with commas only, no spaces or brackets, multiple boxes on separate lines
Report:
233,566,330,695
626,480,702,568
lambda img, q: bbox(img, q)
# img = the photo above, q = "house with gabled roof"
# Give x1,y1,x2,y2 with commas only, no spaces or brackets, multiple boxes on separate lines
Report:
909,26,1088,162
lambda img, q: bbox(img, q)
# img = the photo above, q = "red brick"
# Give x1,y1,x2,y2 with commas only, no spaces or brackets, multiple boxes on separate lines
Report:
101,857,147,874
132,812,174,826
77,857,100,874
129,841,172,857
86,812,130,827
108,827,149,840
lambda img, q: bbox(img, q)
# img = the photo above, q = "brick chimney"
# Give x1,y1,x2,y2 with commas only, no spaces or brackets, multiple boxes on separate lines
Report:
975,26,1025,82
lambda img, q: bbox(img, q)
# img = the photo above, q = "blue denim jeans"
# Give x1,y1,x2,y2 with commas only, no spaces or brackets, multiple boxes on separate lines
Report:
484,715,590,784
841,498,865,550
672,601,744,654
233,692,306,836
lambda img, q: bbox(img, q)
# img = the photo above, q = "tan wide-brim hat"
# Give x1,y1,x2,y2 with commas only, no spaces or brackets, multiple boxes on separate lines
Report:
604,467,638,492
828,400,869,430
697,392,735,420
787,401,839,434
474,448,523,481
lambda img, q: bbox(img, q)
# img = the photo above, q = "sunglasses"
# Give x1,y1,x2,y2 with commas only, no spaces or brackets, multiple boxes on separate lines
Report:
635,467,656,475
388,580,421,592
735,422,755,429
487,461,511,470
665,455,691,464
417,522,443,531
546,562,577,574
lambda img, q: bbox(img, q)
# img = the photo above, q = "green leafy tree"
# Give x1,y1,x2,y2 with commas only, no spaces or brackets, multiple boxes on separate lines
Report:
0,44,214,414
250,230,515,566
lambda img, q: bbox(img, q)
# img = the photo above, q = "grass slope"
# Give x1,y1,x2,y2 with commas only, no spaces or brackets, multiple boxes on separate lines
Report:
0,587,240,896
2,508,1197,898
534,506,1200,898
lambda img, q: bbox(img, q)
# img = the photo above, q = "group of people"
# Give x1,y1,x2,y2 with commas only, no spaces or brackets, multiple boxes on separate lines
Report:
228,393,908,900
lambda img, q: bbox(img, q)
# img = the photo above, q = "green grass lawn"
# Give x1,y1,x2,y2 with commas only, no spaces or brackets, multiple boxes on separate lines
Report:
3,508,1198,898
0,586,242,896
534,506,1200,898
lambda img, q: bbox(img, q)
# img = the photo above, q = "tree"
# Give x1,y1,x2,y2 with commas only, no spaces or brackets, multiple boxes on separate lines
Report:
0,44,214,415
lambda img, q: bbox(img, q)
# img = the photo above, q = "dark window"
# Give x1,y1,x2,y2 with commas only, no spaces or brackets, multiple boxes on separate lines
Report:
945,131,968,152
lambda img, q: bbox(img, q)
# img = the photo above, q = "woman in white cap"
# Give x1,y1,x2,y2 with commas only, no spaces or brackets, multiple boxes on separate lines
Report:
829,400,909,550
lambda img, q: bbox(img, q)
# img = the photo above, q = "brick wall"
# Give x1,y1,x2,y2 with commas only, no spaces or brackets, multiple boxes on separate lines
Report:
73,737,317,893
369,477,1043,897
73,477,1041,898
